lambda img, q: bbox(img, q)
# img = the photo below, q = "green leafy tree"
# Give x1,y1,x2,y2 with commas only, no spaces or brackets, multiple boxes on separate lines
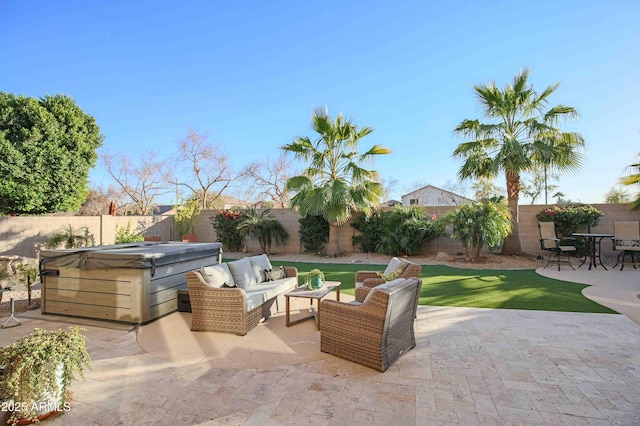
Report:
0,93,103,214
444,200,512,262
604,187,630,204
237,208,288,254
453,69,585,255
621,153,640,210
282,109,391,255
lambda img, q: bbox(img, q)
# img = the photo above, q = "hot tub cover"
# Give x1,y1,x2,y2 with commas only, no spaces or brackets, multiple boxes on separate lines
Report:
39,242,222,272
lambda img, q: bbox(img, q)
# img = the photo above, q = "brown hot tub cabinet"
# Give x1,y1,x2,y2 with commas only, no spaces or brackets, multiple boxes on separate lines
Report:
39,242,222,324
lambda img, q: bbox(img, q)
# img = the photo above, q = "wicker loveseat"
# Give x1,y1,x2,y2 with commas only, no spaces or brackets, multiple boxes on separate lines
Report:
319,277,421,372
186,254,298,335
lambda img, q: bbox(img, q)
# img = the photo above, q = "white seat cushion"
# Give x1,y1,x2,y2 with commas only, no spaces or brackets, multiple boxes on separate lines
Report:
227,257,257,290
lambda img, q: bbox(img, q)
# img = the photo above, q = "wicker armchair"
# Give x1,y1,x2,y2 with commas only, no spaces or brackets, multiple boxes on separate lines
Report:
186,266,298,336
355,259,421,303
319,278,421,372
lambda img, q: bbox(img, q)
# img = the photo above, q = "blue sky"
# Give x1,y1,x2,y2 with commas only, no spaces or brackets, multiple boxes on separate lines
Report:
2,0,639,205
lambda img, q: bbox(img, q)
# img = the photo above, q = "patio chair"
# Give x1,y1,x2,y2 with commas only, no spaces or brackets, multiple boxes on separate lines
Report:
538,222,576,271
354,257,421,301
612,221,640,270
319,278,421,372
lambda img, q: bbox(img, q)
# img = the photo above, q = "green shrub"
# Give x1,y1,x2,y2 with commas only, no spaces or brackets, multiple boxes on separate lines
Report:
298,215,329,254
444,200,512,262
210,210,244,252
114,221,144,244
46,225,95,249
351,207,443,256
351,212,384,253
536,204,603,237
175,198,200,238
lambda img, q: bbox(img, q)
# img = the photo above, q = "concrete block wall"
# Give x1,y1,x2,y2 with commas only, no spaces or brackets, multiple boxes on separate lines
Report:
0,215,175,260
2,203,638,262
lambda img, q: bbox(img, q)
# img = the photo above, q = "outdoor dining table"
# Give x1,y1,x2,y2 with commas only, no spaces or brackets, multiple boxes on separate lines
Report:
573,232,614,270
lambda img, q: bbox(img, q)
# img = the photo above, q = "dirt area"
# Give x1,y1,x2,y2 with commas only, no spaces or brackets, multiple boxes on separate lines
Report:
1,252,542,318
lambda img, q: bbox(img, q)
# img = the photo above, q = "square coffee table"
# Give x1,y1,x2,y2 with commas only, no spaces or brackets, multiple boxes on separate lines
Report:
285,281,341,329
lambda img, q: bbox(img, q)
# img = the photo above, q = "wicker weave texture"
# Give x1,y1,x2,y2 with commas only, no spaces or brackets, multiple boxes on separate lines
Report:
355,262,421,303
320,278,420,372
186,266,298,336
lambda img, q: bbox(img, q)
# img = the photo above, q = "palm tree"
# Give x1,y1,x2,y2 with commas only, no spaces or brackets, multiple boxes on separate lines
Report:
453,69,585,255
621,153,640,210
282,109,391,255
236,208,289,254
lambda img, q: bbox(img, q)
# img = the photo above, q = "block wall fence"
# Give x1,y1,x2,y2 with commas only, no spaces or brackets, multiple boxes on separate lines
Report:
1,204,638,262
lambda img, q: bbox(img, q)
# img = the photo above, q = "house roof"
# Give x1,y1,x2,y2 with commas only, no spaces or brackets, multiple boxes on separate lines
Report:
401,184,475,202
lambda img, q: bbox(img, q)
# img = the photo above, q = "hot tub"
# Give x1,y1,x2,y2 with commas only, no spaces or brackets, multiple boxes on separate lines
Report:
39,242,222,324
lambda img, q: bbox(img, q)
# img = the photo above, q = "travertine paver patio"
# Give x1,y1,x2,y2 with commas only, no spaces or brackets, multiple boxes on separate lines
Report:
3,302,640,425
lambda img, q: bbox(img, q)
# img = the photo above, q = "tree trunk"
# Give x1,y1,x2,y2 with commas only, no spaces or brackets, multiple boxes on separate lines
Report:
502,171,523,255
326,224,341,256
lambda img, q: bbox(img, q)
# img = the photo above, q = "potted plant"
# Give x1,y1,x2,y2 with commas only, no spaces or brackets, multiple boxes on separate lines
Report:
306,268,324,289
0,326,91,425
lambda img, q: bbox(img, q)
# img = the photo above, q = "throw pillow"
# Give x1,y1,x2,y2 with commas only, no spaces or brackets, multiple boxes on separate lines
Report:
264,266,286,281
383,257,409,277
227,257,257,290
249,254,272,282
200,263,235,288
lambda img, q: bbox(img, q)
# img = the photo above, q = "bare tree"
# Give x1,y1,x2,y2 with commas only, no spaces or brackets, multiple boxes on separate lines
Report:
79,186,125,215
170,129,233,209
102,151,169,215
241,153,292,208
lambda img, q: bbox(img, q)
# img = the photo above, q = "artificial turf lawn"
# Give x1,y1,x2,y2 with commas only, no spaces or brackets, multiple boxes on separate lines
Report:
266,260,617,314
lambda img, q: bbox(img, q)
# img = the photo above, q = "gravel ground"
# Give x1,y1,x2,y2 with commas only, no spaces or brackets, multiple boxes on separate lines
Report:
1,252,542,318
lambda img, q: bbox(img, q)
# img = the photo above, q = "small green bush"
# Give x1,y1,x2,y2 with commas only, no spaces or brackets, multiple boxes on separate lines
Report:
114,221,144,244
444,200,512,262
298,215,329,254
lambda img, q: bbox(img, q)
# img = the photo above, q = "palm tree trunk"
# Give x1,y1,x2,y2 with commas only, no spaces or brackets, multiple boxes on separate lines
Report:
502,171,523,255
327,224,341,256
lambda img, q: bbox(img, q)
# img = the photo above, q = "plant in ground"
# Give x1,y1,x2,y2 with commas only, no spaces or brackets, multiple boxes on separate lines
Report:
282,108,391,255
210,210,244,252
536,204,603,237
298,214,329,254
444,200,512,262
453,68,585,255
114,221,144,244
350,212,384,253
45,225,95,249
351,207,443,256
236,208,288,254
